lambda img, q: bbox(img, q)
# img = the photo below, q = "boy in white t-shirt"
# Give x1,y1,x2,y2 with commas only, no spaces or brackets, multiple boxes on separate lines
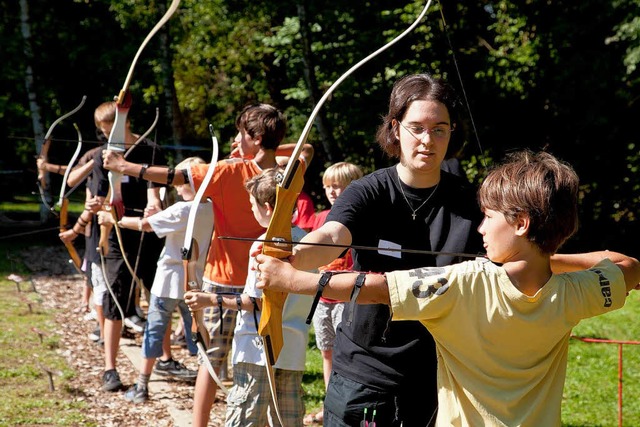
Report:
254,150,640,427
100,157,214,403
185,167,313,426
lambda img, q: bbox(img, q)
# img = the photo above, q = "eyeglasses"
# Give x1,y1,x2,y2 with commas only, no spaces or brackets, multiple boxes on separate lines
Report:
398,121,453,141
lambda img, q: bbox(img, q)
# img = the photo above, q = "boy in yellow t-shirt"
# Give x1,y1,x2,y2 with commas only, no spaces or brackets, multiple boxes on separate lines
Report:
254,150,640,427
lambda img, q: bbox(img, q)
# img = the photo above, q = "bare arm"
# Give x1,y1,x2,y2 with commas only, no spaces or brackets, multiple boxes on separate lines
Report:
275,143,314,167
551,251,640,292
102,214,153,233
65,160,94,187
291,220,352,271
184,291,263,312
102,149,187,185
255,254,390,305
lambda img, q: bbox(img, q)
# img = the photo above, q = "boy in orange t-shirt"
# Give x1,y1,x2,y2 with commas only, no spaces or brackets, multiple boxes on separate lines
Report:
103,103,313,427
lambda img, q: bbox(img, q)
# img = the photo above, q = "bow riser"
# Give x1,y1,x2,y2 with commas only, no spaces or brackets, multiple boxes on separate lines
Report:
258,160,306,364
182,239,211,348
59,197,83,271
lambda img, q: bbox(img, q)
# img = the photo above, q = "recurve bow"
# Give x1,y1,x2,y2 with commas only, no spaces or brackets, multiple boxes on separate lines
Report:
180,124,228,394
257,1,434,420
98,0,180,285
36,95,87,212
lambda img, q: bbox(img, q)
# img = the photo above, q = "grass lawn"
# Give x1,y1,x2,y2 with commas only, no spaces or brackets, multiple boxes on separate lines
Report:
0,242,93,426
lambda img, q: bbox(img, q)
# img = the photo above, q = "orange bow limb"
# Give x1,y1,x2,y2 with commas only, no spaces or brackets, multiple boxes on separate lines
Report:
258,158,306,365
59,197,83,272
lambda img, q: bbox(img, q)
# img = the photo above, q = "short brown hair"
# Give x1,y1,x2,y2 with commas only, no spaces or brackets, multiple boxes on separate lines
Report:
478,150,579,254
235,104,287,150
94,101,116,128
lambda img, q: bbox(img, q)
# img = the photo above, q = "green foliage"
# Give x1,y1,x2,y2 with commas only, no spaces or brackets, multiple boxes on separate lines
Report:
1,0,639,253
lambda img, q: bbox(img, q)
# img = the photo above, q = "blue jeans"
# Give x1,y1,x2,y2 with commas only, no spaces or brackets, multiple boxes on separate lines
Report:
142,294,197,358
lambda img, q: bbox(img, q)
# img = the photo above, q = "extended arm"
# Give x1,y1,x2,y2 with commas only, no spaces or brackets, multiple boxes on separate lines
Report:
255,253,390,305
551,251,640,292
102,149,188,185
291,220,353,271
185,291,262,312
275,143,314,166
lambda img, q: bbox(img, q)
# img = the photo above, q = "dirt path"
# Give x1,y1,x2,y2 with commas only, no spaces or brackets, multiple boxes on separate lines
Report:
22,245,227,426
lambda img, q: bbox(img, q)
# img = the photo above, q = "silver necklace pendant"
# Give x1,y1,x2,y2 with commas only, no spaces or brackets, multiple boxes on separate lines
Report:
397,175,439,220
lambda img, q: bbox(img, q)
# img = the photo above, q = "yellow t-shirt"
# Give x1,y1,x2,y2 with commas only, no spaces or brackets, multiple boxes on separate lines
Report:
387,258,626,427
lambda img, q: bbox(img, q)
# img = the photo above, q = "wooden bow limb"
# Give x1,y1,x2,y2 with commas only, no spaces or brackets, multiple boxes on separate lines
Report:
181,125,228,394
259,160,306,365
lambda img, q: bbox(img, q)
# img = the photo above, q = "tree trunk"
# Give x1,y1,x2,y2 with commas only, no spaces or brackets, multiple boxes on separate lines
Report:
19,0,49,223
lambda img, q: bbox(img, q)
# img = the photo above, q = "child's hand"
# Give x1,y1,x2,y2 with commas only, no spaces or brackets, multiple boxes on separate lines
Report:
59,228,77,243
102,149,126,172
96,211,115,226
184,291,214,311
254,254,294,290
85,196,104,213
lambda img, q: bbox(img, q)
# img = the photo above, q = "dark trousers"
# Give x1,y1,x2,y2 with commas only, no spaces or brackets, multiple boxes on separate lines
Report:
323,371,437,427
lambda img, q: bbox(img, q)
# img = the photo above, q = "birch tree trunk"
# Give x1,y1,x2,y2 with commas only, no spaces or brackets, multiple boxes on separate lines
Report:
19,0,49,222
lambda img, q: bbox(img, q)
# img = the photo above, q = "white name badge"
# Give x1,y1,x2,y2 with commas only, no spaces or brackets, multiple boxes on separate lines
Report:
378,239,402,259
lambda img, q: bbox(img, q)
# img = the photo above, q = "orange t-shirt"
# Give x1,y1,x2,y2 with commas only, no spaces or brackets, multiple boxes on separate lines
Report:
191,158,264,286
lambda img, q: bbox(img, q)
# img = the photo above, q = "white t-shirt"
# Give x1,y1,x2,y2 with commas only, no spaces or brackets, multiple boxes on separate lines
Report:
232,226,313,371
387,258,626,427
146,200,214,299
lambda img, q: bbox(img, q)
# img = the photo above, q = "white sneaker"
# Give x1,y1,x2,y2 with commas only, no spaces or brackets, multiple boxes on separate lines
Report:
124,315,146,333
83,309,97,321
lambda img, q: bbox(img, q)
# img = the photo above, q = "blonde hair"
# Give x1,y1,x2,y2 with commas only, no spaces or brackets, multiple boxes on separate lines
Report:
322,162,364,187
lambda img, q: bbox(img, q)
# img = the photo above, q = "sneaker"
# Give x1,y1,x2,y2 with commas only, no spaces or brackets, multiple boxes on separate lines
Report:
88,325,100,342
102,369,123,392
135,304,146,318
83,308,97,321
123,383,148,404
153,358,197,381
124,314,146,333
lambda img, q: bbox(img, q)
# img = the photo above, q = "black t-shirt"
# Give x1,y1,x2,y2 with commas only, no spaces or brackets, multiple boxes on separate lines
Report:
327,166,483,393
87,141,166,288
